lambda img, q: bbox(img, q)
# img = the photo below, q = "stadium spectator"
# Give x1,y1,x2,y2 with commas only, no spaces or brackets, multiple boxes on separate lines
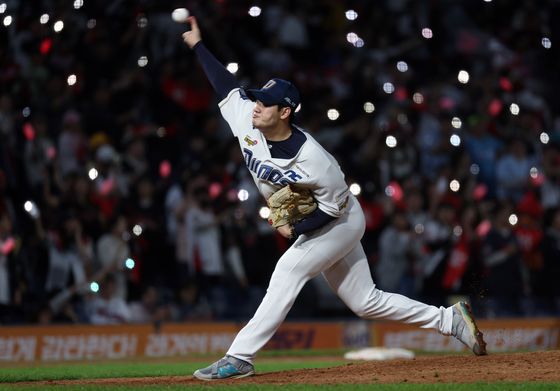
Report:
95,214,130,300
88,274,131,325
481,204,525,317
538,208,560,315
496,139,536,203
375,210,422,297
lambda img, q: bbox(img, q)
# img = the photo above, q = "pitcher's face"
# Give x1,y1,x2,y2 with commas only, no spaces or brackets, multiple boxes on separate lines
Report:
252,101,291,132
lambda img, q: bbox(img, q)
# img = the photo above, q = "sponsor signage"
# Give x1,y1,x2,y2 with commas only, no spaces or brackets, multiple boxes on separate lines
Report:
0,322,342,363
373,318,560,352
0,318,558,362
0,324,238,363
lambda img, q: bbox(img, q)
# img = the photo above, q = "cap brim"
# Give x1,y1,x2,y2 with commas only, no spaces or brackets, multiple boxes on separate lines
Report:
246,89,280,106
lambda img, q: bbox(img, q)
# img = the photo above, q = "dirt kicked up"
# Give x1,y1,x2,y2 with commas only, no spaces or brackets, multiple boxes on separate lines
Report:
14,350,560,386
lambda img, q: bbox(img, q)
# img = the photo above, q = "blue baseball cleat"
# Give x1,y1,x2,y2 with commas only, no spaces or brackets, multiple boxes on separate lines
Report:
451,301,487,356
193,355,255,381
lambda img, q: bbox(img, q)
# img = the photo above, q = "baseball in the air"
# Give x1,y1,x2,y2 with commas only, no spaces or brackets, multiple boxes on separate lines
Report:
171,8,189,22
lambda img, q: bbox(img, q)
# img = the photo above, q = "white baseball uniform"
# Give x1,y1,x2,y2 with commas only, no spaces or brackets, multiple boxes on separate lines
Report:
219,88,454,364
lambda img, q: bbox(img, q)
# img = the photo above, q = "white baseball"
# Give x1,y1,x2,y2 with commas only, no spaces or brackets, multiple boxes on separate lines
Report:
171,8,189,23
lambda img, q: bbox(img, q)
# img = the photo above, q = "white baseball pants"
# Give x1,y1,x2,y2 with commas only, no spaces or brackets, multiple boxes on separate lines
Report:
227,196,454,363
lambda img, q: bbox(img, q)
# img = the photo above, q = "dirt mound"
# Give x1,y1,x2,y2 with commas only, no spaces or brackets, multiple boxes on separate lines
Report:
17,350,560,386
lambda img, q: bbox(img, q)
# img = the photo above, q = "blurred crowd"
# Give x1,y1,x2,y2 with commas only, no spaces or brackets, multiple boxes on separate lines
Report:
1,0,560,325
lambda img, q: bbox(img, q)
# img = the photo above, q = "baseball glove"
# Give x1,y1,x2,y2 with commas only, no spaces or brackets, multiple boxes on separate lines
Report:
267,184,317,228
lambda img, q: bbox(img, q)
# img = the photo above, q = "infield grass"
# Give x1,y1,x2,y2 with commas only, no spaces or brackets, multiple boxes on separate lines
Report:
0,359,344,383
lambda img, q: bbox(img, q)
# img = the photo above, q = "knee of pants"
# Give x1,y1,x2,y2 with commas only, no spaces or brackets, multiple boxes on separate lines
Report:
352,306,368,319
348,287,381,318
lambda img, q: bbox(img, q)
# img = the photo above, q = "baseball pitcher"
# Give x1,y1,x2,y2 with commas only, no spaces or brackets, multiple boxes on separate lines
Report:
182,16,486,381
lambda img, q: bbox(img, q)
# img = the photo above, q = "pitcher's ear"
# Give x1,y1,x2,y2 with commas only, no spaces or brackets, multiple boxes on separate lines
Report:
279,106,292,120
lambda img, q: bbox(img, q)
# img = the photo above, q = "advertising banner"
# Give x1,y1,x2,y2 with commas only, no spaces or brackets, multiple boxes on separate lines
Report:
0,322,344,363
373,318,560,352
0,323,238,363
1,318,558,363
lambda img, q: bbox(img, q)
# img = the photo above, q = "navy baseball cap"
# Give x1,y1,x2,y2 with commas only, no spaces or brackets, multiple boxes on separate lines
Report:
246,78,300,110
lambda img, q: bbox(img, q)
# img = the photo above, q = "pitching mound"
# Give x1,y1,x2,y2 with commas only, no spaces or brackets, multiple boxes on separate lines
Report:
20,350,560,386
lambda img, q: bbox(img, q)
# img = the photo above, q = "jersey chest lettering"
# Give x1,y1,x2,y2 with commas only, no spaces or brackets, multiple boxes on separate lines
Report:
243,148,302,185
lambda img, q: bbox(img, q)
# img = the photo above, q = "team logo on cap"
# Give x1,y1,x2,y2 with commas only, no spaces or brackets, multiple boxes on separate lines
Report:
244,135,258,146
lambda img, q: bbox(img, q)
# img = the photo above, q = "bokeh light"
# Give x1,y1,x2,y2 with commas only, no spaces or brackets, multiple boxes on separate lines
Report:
3,15,12,26
349,183,361,196
327,109,339,120
509,103,520,115
345,10,358,20
248,6,261,17
24,201,34,213
458,70,469,84
385,185,395,197
23,123,35,140
542,37,551,49
40,14,49,24
540,132,550,144
385,181,403,201
237,189,249,202
88,168,98,180
509,214,518,226
396,61,408,72
53,20,64,32
470,163,480,175
90,282,99,293
450,134,461,147
354,38,364,48
73,0,83,9
530,167,539,179
346,32,359,45
449,179,460,192
67,74,77,86
488,98,503,116
363,102,375,113
385,135,397,148
421,27,433,39
138,56,148,67
451,117,462,129
24,201,40,219
453,225,463,237
159,160,171,178
383,82,395,94
133,224,142,236
137,15,148,28
125,258,135,269
226,62,238,74
0,3,5,13
208,182,222,199
259,206,271,219
413,92,424,104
